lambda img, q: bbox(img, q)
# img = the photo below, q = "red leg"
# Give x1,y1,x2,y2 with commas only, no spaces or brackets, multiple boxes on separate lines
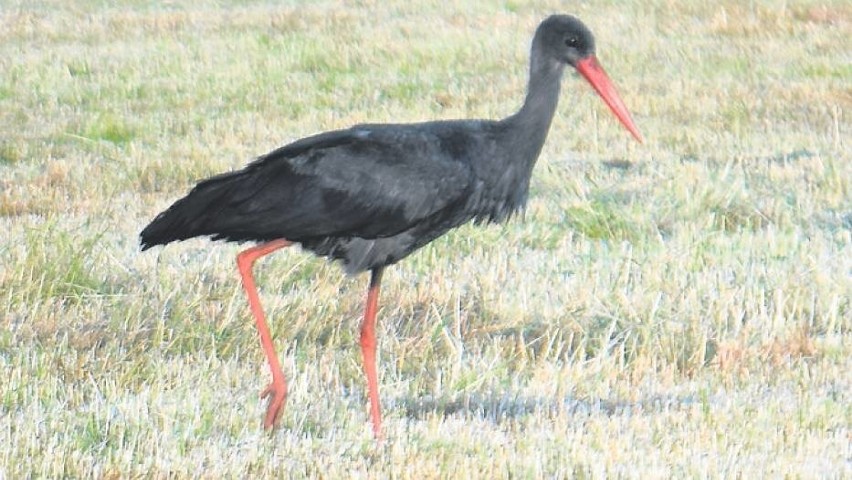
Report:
236,239,292,429
360,267,384,439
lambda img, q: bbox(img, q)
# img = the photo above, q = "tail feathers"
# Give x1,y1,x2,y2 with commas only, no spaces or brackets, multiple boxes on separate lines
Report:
139,170,247,250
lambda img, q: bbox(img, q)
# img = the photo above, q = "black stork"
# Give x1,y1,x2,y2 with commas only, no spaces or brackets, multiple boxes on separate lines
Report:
140,14,643,438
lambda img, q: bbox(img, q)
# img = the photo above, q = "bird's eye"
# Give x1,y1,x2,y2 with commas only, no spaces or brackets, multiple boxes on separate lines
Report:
565,36,579,48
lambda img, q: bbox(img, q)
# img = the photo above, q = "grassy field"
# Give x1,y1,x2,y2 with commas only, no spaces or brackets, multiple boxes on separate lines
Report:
1,0,849,477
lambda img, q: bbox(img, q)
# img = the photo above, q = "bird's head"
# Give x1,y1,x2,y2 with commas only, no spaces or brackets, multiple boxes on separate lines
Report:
535,15,643,143
535,14,596,67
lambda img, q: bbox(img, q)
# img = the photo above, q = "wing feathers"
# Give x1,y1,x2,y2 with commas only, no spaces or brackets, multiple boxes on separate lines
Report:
142,125,475,247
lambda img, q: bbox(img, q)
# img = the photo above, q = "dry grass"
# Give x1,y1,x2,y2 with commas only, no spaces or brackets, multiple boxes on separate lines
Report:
1,0,849,477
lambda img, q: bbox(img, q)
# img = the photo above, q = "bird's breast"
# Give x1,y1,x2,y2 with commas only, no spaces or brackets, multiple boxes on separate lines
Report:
468,176,531,224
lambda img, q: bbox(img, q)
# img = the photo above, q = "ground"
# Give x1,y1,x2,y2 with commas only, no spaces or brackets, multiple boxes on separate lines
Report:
0,0,849,477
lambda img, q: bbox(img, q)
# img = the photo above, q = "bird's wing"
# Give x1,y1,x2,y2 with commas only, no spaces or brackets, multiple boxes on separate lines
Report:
210,126,475,240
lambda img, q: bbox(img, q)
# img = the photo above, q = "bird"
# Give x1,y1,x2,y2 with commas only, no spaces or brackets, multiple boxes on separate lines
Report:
140,14,642,438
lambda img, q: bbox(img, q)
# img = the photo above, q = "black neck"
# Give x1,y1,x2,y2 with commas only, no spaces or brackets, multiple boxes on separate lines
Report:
500,51,565,167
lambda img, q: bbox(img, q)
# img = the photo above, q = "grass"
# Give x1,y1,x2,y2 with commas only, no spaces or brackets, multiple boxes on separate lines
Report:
1,0,849,477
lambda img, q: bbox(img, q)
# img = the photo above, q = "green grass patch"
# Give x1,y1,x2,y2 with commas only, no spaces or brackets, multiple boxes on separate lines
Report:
16,222,110,303
81,114,136,145
564,198,640,241
0,142,24,165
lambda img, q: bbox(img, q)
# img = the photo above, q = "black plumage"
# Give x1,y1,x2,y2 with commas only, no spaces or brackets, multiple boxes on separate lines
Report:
140,14,642,437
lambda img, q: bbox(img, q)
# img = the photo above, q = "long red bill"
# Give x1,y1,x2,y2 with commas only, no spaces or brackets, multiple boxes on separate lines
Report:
575,55,643,143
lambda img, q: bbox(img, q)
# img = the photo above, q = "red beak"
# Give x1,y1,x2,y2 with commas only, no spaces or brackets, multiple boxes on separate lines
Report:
575,56,643,143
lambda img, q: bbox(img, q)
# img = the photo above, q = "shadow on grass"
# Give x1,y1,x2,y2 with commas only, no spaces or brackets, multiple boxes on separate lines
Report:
396,392,700,422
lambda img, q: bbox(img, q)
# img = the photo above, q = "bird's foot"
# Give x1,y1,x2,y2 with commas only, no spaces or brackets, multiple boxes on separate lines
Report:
260,379,287,430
